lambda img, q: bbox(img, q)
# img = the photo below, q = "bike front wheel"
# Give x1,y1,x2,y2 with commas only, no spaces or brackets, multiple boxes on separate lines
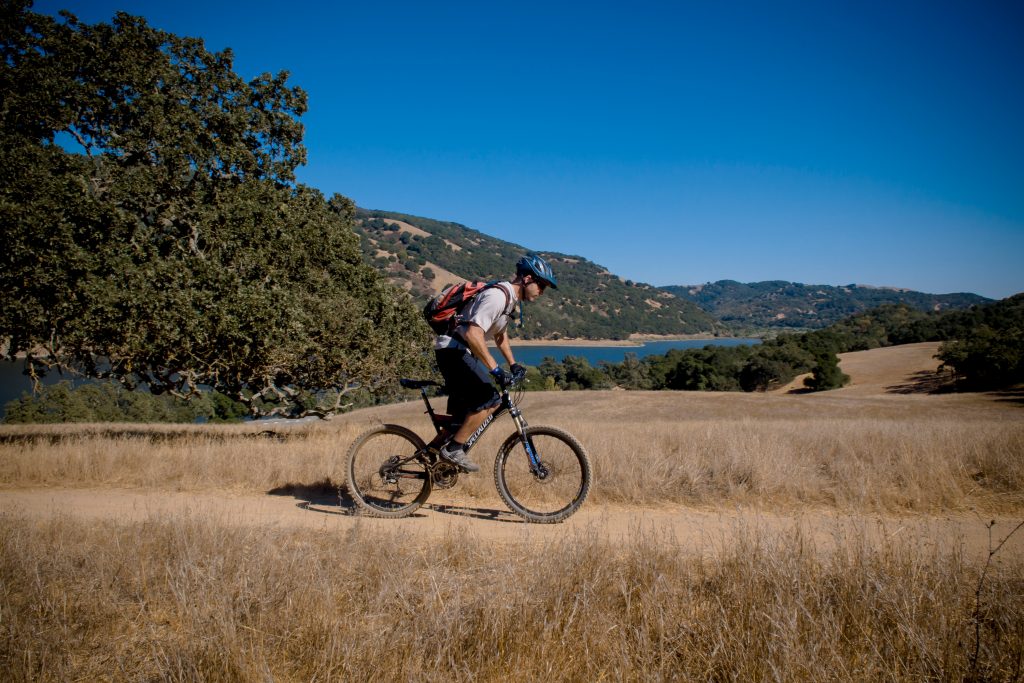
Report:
494,425,592,523
345,424,432,518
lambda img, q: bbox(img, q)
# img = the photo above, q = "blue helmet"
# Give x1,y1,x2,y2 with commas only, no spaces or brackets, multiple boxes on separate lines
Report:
516,253,558,289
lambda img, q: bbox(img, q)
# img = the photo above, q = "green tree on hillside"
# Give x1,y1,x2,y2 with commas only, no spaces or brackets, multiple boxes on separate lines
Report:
561,356,612,390
3,381,201,423
803,352,850,391
937,294,1024,389
0,3,430,418
601,352,651,389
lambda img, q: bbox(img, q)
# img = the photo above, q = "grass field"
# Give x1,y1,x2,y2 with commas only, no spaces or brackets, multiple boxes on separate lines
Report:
2,513,1022,681
1,343,1023,680
1,388,1021,512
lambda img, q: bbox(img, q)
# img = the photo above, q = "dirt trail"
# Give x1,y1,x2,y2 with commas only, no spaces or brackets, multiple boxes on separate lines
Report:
2,487,1021,560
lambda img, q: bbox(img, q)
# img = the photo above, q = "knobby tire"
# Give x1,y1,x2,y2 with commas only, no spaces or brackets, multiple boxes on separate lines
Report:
494,425,592,523
345,424,432,518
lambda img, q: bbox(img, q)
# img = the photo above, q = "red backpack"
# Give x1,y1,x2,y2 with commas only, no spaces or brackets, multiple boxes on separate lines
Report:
423,281,512,335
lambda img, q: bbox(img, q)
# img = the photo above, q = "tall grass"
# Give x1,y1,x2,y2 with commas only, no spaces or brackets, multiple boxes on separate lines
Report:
2,391,1021,511
577,417,1024,510
2,512,1021,681
2,390,1021,680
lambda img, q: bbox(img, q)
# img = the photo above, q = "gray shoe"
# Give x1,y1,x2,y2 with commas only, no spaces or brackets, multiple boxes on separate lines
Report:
439,443,479,473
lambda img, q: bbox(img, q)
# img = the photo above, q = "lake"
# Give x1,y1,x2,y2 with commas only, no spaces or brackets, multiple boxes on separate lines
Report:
0,359,94,417
511,338,760,367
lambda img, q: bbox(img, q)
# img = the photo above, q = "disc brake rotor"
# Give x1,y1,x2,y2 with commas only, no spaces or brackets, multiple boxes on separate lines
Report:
532,461,553,482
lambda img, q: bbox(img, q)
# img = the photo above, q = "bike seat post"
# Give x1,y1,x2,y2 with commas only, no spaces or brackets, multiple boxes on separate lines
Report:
420,387,443,433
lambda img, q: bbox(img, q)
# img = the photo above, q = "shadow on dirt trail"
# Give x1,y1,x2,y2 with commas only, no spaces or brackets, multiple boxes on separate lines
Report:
267,478,360,516
266,478,525,523
423,502,525,524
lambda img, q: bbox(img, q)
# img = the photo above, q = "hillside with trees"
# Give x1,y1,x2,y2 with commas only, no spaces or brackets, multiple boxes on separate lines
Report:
354,208,992,339
664,280,990,330
353,209,726,339
531,296,1023,394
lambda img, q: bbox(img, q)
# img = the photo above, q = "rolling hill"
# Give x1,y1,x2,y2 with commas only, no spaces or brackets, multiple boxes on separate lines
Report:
352,209,726,340
351,208,992,338
663,280,991,330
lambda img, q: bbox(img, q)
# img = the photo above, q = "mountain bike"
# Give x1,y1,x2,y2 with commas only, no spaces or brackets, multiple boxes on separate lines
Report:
344,377,592,523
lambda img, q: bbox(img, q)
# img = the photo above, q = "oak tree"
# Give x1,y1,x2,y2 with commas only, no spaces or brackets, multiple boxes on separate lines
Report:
1,2,431,417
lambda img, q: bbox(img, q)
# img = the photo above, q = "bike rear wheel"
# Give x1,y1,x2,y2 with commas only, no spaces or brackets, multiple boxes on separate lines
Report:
345,424,432,518
494,425,592,523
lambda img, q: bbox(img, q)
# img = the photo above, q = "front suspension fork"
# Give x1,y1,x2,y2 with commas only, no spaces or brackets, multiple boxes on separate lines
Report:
510,406,545,476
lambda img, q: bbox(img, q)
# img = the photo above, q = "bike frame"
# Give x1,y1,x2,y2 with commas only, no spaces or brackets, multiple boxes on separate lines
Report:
412,381,544,473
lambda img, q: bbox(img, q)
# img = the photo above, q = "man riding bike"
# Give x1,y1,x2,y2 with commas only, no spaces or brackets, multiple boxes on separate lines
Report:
434,253,558,472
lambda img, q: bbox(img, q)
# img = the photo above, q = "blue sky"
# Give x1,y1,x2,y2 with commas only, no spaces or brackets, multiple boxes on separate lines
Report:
33,0,1024,298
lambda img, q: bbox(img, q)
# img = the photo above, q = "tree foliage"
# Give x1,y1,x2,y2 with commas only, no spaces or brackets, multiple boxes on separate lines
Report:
600,352,651,390
536,355,611,390
802,353,850,391
937,294,1024,389
2,380,250,424
1,3,431,417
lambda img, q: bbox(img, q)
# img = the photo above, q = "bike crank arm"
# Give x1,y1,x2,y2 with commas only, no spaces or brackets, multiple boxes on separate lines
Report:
391,469,430,479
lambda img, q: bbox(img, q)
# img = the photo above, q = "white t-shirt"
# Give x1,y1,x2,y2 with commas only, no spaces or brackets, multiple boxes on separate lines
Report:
434,282,518,351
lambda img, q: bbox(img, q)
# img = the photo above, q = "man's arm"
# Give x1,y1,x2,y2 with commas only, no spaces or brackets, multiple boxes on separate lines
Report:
493,330,516,367
458,324,501,371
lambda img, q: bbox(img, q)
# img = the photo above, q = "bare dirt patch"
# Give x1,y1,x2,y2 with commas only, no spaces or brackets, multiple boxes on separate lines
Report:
382,218,431,238
778,341,950,394
421,260,465,294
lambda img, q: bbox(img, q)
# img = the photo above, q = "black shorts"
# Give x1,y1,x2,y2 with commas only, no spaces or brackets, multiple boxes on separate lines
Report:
435,348,500,420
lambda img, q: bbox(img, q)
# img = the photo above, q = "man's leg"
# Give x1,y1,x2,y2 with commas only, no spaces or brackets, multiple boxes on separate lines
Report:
440,397,501,472
425,402,494,450
451,403,498,444
434,348,499,473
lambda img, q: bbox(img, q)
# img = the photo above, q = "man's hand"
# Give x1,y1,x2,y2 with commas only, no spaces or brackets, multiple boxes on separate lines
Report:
490,366,514,387
510,363,527,384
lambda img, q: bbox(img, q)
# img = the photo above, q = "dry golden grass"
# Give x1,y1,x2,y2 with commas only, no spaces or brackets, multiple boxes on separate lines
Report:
1,388,1021,513
2,512,1022,681
3,346,1023,679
